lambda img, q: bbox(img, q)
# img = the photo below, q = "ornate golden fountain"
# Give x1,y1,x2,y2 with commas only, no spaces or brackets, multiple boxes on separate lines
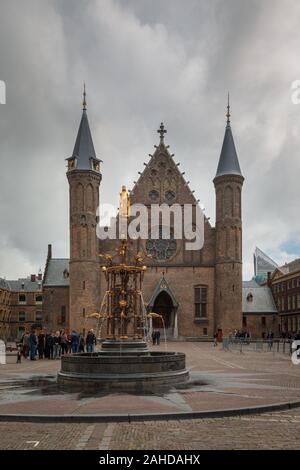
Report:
58,186,189,391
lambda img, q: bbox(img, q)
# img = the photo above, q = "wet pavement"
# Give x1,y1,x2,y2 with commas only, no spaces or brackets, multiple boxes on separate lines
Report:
0,342,300,416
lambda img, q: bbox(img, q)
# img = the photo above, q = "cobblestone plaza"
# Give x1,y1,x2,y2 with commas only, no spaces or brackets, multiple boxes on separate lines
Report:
0,342,300,450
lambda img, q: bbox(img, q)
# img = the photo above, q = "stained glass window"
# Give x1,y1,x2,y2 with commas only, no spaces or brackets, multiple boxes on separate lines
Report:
148,190,159,201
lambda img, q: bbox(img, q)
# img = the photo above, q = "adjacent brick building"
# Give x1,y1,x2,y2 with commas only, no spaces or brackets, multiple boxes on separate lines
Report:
0,278,11,341
6,272,43,340
242,279,278,338
269,259,300,335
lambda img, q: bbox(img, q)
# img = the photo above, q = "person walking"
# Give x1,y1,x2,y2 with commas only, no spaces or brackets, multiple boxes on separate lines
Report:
213,331,218,347
267,331,274,351
86,329,96,353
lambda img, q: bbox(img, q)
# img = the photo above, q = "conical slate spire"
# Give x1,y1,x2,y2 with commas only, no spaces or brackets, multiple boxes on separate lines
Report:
70,85,98,170
215,97,242,178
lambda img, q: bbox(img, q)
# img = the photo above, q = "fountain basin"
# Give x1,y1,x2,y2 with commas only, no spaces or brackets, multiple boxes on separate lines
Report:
58,349,189,392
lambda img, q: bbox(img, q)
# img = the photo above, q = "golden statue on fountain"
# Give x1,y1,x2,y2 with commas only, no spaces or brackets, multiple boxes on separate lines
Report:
96,186,147,342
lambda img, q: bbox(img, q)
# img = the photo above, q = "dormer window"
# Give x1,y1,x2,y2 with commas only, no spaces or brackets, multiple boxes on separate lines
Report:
63,269,69,279
67,158,76,171
246,292,253,302
91,158,100,172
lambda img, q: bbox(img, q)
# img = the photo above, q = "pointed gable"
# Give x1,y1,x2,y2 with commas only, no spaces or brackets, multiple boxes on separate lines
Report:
147,274,178,308
130,123,198,206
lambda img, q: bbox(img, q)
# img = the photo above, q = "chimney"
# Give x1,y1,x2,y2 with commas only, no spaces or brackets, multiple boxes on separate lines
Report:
38,269,42,281
31,274,36,282
47,244,52,259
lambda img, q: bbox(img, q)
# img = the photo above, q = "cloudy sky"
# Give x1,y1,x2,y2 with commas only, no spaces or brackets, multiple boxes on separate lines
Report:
1,0,300,280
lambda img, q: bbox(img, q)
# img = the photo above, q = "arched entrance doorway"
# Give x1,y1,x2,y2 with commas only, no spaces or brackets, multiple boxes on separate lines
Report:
148,275,179,338
152,291,174,330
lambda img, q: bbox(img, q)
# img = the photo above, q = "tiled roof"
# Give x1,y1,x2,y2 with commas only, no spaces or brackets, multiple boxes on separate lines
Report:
243,280,277,314
215,122,242,178
0,278,10,290
68,109,100,170
7,278,42,292
280,258,300,274
43,259,70,287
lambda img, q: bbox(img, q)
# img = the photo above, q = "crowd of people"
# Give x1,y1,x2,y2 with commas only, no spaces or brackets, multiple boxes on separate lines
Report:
17,327,164,362
18,329,97,361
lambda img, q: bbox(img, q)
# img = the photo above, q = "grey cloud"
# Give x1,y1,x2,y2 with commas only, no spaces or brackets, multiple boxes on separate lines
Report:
0,0,299,280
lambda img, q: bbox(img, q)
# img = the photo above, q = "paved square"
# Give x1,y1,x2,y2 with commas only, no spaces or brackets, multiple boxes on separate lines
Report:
0,342,299,449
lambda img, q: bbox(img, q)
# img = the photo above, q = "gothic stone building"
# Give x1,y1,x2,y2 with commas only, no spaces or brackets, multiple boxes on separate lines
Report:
42,98,244,340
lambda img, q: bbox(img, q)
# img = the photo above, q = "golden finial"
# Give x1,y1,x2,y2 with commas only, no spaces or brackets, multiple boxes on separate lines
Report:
83,82,87,110
226,92,230,125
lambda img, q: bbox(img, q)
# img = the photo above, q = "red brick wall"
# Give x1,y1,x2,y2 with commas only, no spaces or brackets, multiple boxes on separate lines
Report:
42,286,69,334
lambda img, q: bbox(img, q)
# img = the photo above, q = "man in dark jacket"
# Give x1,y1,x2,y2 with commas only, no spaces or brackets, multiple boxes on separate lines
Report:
86,329,97,353
46,333,54,360
71,330,79,353
37,332,45,359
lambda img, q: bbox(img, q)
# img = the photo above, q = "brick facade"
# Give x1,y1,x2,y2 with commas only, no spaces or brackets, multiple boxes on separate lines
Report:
67,170,101,332
70,118,244,339
270,268,300,335
242,313,278,339
0,280,11,341
5,274,43,340
42,286,69,334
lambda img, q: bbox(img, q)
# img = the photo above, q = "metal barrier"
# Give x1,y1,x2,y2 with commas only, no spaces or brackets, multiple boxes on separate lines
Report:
222,338,293,355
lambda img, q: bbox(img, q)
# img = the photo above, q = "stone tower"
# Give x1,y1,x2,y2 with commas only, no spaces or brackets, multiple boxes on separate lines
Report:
66,87,102,332
213,98,244,336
